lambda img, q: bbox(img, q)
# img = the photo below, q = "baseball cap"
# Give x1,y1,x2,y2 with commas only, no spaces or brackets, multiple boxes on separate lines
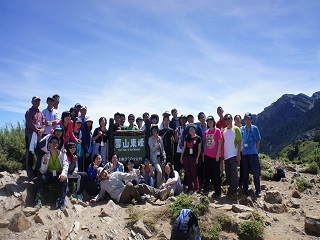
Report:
206,115,215,122
32,96,41,101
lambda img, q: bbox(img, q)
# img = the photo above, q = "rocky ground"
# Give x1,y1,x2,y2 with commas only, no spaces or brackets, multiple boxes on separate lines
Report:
0,162,320,240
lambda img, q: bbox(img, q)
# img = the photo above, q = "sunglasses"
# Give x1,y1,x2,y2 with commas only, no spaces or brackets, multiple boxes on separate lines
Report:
128,118,134,121
50,141,59,144
69,146,76,149
151,129,157,133
224,117,232,121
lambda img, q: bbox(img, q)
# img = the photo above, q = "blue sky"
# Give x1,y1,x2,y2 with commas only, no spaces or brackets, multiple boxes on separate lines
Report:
1,1,320,129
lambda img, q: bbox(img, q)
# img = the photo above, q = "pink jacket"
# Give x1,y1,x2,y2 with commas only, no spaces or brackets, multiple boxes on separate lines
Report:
55,120,77,144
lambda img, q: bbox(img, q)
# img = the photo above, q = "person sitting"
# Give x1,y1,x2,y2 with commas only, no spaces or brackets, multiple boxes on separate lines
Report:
34,125,64,174
66,142,86,200
125,159,143,185
140,158,155,187
85,154,104,198
90,166,172,204
106,153,124,172
35,136,68,210
162,162,183,196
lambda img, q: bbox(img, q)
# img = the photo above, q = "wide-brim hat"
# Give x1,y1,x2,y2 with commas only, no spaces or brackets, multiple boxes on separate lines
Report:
96,165,109,179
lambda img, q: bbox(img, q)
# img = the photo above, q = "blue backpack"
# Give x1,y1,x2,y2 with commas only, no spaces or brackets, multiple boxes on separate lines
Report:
171,209,201,240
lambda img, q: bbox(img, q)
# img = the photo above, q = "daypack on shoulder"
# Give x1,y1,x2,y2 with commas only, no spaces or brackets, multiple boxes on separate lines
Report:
171,209,201,240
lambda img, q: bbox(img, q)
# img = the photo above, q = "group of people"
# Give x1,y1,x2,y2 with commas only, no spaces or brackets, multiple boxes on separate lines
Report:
24,94,261,210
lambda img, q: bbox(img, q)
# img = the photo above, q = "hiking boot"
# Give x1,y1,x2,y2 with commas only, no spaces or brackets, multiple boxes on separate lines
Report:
256,192,261,198
159,186,171,201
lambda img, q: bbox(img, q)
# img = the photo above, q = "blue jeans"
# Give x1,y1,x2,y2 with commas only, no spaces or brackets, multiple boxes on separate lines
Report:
143,174,155,187
242,154,260,193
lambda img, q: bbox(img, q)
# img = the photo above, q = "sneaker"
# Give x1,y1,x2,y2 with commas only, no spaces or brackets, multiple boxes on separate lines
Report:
256,192,261,198
159,186,171,201
169,190,174,197
59,198,66,211
55,198,61,209
35,198,42,208
137,195,147,204
75,194,83,201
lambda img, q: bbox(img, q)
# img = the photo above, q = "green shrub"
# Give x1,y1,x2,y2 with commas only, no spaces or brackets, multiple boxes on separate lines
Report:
198,194,210,215
260,159,271,171
238,219,264,240
201,223,221,240
217,214,233,231
170,193,209,218
260,170,274,181
300,162,319,174
278,157,290,163
295,177,313,192
252,211,264,223
0,123,26,172
0,153,22,173
170,193,196,218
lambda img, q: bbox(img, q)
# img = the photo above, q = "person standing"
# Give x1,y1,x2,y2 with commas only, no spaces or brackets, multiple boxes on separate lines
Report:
42,96,59,137
216,106,227,180
174,115,187,173
241,112,261,197
92,117,109,164
52,94,60,110
222,113,242,198
148,124,166,188
25,96,45,179
126,114,139,130
159,114,174,164
180,124,202,194
203,116,222,197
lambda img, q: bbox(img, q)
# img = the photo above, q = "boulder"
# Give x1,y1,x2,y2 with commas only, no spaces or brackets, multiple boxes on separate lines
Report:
264,190,282,204
22,207,39,216
292,190,301,198
133,220,153,239
4,195,21,211
8,213,32,232
287,198,300,209
34,212,48,225
0,219,10,228
263,202,287,213
99,200,121,217
231,204,253,213
305,215,320,236
46,220,69,240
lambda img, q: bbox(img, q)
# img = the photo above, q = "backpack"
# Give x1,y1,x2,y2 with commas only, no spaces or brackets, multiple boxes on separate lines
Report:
274,167,286,181
171,209,201,240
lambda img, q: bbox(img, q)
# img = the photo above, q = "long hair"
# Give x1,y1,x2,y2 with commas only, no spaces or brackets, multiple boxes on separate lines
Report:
165,162,175,180
61,111,71,123
99,117,107,127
